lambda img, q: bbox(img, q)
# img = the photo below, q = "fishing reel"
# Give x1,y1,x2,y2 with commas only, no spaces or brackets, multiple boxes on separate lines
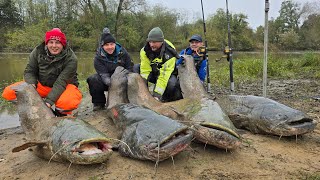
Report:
216,45,232,62
197,46,207,57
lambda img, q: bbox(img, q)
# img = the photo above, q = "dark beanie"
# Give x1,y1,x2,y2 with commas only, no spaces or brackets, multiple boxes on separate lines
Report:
100,33,116,46
147,27,164,42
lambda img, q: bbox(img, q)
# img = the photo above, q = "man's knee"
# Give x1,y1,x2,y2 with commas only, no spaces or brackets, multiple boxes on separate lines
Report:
2,81,25,101
87,74,101,85
164,75,182,101
55,84,82,111
133,64,140,73
166,75,178,92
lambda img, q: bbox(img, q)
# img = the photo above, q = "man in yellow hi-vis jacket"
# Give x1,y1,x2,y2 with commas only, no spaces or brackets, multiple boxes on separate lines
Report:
133,27,182,102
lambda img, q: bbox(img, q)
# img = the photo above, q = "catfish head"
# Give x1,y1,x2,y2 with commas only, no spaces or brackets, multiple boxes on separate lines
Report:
108,103,193,162
225,95,316,136
187,98,241,150
50,118,113,164
11,82,113,164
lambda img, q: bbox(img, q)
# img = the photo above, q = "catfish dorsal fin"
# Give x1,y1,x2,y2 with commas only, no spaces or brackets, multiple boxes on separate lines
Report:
12,141,47,153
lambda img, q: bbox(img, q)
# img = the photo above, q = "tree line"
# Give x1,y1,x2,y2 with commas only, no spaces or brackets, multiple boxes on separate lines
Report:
0,0,319,52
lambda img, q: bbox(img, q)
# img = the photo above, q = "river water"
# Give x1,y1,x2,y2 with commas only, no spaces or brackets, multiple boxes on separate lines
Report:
2,51,307,130
0,52,142,130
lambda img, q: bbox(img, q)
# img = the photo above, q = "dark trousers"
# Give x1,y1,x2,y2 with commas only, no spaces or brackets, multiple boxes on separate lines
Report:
133,64,182,102
87,74,109,105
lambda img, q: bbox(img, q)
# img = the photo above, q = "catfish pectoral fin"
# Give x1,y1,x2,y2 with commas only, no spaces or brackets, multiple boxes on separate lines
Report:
12,142,47,152
168,106,184,116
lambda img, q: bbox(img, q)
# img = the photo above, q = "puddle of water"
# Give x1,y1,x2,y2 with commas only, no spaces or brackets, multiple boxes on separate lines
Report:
0,110,20,130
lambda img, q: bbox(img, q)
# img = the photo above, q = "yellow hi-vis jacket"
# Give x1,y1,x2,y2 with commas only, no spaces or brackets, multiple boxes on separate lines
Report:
140,39,178,96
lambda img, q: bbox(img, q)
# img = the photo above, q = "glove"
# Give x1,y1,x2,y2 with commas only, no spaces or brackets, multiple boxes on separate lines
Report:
102,77,111,86
186,48,193,55
176,56,185,66
100,73,111,86
153,92,162,102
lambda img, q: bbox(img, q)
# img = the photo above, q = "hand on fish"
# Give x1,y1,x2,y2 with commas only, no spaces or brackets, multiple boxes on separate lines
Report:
46,102,51,108
152,92,162,102
100,73,111,86
176,56,185,67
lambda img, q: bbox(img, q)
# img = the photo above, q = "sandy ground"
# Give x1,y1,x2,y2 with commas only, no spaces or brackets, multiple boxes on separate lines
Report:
0,79,319,180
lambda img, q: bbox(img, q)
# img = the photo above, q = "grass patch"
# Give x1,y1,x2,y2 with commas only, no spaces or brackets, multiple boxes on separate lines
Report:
210,52,320,87
78,79,89,93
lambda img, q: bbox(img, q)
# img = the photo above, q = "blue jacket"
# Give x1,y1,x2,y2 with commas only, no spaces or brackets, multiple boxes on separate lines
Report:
176,47,207,82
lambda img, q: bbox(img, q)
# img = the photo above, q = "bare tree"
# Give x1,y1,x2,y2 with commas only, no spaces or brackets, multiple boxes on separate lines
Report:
300,1,320,21
114,0,146,38
98,0,107,16
115,0,124,38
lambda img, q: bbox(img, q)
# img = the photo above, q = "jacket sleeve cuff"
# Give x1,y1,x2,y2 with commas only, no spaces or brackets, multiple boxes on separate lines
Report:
154,87,165,96
45,98,55,106
25,79,38,86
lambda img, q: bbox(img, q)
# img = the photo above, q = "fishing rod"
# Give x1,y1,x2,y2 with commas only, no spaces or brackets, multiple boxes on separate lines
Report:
226,0,234,92
217,0,234,92
200,0,211,93
263,0,269,97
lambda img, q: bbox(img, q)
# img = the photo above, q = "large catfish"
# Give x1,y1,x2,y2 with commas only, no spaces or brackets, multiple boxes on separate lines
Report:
127,56,241,150
106,67,193,161
216,95,316,136
11,83,113,164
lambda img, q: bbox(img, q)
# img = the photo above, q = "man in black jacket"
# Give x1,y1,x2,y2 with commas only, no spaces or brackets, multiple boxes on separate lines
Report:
87,31,133,111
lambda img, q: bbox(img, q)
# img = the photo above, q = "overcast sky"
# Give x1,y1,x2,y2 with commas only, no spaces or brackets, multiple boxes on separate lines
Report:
147,0,313,29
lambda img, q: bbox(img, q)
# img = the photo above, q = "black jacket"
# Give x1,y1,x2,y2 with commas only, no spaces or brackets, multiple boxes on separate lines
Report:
94,43,133,84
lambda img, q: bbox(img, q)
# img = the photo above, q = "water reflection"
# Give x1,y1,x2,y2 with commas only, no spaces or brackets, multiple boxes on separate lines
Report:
0,110,19,129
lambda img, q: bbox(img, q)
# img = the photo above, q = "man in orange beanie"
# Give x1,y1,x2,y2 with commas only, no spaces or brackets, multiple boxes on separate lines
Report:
2,28,82,116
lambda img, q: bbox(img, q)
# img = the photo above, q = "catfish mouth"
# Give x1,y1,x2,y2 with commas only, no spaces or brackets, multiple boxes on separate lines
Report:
160,129,193,149
192,123,241,150
147,128,193,161
288,118,315,127
72,139,113,156
274,118,316,136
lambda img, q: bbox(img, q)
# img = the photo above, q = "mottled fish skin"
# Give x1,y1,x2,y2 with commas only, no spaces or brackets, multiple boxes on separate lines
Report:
11,83,113,164
217,95,316,136
107,66,130,109
50,118,113,164
106,67,193,161
125,56,241,150
176,55,241,149
107,103,193,162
